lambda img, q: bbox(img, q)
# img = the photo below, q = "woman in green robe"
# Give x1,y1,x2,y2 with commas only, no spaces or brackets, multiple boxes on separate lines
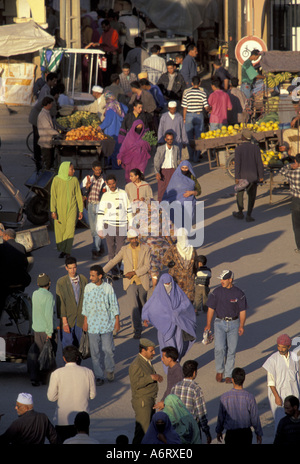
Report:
163,394,201,444
50,161,83,258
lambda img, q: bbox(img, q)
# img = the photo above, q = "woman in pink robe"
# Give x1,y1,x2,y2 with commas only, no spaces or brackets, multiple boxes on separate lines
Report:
117,119,151,183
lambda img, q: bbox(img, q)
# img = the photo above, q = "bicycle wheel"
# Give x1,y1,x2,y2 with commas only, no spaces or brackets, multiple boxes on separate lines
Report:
4,292,32,335
26,130,34,154
226,153,235,178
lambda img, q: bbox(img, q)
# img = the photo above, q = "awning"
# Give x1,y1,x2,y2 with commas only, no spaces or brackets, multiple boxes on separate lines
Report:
131,0,206,36
260,51,300,73
0,20,55,57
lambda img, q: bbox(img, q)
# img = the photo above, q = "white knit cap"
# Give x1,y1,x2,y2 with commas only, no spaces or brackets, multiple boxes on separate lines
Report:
92,85,103,93
17,393,33,405
127,229,138,238
168,101,177,107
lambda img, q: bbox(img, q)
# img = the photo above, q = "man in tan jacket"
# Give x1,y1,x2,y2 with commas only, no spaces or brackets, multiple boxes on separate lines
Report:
103,229,150,339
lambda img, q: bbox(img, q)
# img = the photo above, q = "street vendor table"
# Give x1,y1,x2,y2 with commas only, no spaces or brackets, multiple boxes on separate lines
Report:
268,166,291,204
194,129,282,170
52,136,115,178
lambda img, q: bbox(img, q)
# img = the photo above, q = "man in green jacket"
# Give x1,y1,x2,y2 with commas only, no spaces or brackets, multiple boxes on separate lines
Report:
129,338,163,444
56,256,88,350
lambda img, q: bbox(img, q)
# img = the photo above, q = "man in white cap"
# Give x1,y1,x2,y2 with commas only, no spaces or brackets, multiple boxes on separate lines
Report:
204,270,247,383
0,393,59,444
157,99,188,156
154,131,181,202
103,228,150,339
75,85,106,122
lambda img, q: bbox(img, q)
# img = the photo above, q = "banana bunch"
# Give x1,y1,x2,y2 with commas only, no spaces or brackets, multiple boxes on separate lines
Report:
57,111,101,129
264,72,293,89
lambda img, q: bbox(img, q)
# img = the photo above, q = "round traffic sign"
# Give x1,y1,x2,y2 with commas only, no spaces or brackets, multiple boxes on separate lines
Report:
235,36,268,66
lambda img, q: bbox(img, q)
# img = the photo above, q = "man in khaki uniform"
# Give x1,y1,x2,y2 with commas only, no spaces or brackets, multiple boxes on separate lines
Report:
129,338,163,444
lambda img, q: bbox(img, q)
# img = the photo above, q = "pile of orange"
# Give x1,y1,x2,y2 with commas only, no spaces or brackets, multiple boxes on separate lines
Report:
65,126,108,141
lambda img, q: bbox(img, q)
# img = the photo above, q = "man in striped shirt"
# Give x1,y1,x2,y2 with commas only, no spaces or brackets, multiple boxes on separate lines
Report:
97,174,133,275
182,76,210,162
171,360,212,443
142,44,167,85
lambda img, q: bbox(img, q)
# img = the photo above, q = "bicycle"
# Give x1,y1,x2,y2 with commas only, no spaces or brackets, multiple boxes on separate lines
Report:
26,130,34,154
2,286,32,335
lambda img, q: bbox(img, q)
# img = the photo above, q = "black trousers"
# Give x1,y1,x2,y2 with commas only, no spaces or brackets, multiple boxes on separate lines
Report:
236,182,257,216
225,427,252,445
291,196,300,249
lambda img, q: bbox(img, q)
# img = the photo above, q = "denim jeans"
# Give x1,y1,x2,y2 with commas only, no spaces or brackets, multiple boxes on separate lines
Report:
185,112,204,161
88,202,101,252
209,122,223,131
88,331,115,380
61,323,82,350
214,318,240,378
240,83,251,99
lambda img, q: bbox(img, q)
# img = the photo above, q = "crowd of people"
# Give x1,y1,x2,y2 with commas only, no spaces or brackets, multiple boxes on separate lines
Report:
2,1,300,448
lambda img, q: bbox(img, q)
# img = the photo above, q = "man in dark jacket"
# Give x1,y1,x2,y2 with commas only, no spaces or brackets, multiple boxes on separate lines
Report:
0,393,59,444
157,60,186,105
232,129,264,222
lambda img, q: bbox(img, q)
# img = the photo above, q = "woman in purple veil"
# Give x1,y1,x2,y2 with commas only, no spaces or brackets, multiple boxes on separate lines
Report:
117,119,151,183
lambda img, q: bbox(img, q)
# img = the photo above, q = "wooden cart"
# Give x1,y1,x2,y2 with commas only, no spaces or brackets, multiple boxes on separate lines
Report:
52,136,116,178
194,129,282,170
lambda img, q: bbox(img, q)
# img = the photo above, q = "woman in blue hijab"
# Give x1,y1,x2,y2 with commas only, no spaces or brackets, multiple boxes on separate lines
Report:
142,273,196,373
161,160,201,229
141,411,182,444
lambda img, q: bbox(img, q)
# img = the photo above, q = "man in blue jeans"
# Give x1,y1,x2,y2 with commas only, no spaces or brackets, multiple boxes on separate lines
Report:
81,161,106,260
204,270,247,383
82,265,120,386
182,76,210,162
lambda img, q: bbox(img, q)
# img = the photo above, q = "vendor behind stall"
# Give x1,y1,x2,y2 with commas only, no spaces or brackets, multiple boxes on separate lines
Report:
74,86,106,122
241,49,265,99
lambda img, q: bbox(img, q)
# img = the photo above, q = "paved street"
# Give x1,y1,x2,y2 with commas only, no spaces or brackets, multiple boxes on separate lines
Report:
0,104,299,446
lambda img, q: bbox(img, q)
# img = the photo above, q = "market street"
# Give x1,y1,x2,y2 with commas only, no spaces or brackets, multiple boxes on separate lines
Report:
0,103,299,445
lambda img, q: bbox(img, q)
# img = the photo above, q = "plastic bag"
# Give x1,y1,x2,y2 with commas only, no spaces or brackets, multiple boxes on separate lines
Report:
79,331,90,360
234,179,249,192
38,339,56,371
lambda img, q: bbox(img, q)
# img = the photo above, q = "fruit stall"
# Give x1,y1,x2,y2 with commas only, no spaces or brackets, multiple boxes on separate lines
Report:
195,121,282,170
54,111,115,176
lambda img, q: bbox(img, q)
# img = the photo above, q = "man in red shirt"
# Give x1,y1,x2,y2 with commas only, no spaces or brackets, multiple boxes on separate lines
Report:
99,19,119,87
208,76,232,131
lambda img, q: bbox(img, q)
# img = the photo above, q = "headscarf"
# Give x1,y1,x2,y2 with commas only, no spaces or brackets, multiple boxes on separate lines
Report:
163,394,201,444
56,161,72,211
141,411,182,445
117,119,151,181
104,90,125,117
141,273,196,355
57,161,72,181
162,160,196,205
176,227,193,261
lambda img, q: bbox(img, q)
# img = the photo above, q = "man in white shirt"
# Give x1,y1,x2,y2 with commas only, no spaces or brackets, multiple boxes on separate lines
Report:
75,86,106,122
97,174,133,275
262,333,300,431
47,345,96,443
142,45,167,85
154,132,181,201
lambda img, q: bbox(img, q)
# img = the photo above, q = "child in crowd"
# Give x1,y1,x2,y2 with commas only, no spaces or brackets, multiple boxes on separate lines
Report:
194,255,211,315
